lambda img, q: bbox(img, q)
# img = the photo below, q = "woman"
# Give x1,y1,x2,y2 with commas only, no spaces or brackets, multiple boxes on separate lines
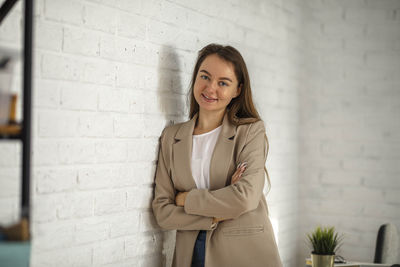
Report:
152,44,282,267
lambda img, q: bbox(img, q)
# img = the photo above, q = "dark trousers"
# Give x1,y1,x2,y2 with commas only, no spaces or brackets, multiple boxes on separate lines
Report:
191,230,206,267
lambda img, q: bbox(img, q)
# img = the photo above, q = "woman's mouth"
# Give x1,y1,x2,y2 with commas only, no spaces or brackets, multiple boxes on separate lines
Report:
201,93,217,103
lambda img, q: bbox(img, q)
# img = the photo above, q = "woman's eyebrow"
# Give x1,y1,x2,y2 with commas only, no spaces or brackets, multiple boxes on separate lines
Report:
199,69,233,82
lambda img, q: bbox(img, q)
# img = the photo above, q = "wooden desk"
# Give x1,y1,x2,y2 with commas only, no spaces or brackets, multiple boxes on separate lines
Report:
306,258,391,267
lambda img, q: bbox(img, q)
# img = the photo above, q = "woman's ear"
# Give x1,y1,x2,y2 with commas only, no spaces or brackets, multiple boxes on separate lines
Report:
235,83,242,97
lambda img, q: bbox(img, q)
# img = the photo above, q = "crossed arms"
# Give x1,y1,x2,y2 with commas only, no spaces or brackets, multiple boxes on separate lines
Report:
151,121,267,231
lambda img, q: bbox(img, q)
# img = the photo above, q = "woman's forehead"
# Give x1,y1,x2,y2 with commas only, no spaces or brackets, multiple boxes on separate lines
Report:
199,54,237,81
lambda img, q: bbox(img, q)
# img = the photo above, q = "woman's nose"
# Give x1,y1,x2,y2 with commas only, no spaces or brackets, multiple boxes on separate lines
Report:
207,79,218,91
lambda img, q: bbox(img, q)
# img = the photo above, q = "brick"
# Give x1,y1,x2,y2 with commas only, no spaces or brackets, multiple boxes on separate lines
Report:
144,91,186,116
83,3,117,33
77,167,113,190
78,112,114,137
109,212,140,238
363,171,400,189
363,203,400,219
32,195,58,223
97,88,128,112
384,190,400,204
94,190,126,215
82,59,117,85
116,63,146,88
63,27,100,57
344,7,392,23
57,192,94,219
125,232,163,258
35,168,76,193
117,13,146,39
41,54,83,81
116,0,142,13
58,139,96,164
116,162,155,186
126,187,153,209
99,34,135,62
366,51,400,71
127,138,158,162
320,141,363,157
44,0,83,25
322,21,365,39
60,82,98,111
146,19,188,46
32,140,59,166
92,238,124,265
158,1,189,26
38,110,79,137
33,79,60,108
342,187,385,202
320,170,362,186
75,217,109,244
35,21,63,51
95,140,128,163
33,221,75,250
85,0,118,8
139,210,159,232
113,114,143,138
366,0,400,9
143,114,168,138
32,245,92,267
127,89,146,113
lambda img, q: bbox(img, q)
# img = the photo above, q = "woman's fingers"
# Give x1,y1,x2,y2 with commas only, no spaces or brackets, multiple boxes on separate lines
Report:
231,162,247,184
231,168,241,184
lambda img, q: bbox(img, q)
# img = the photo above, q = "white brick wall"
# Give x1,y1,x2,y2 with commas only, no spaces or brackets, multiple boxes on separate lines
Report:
3,0,397,266
5,0,302,266
299,0,400,265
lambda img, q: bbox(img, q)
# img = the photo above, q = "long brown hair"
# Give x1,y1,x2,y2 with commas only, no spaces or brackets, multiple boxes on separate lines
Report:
187,43,271,194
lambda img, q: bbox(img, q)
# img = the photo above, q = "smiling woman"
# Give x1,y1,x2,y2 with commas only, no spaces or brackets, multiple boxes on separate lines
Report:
152,44,282,267
193,54,241,120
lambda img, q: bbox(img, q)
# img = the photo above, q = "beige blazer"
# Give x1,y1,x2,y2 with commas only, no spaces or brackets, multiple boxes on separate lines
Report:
152,111,283,267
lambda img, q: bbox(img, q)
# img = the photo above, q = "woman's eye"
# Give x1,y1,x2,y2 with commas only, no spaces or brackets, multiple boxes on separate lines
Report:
219,81,228,86
200,75,209,80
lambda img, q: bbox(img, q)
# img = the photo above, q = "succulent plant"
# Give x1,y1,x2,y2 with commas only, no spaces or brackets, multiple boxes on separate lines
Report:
306,226,344,255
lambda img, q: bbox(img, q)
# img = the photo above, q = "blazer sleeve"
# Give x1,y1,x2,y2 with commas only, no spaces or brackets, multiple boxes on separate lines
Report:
183,120,267,220
152,128,216,231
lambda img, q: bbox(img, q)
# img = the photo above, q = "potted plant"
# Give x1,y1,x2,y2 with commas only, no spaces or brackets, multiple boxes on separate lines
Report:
306,226,344,267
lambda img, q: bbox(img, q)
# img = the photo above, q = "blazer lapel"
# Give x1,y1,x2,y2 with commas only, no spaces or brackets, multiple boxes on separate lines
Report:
173,111,237,191
209,112,236,190
173,113,198,190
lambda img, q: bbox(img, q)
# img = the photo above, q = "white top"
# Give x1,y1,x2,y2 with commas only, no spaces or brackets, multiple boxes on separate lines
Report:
191,125,222,189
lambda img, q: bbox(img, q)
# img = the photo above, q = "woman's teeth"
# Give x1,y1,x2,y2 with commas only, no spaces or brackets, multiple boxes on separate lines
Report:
202,94,217,102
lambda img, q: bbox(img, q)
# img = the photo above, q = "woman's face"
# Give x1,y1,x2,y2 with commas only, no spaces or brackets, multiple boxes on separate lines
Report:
193,54,241,114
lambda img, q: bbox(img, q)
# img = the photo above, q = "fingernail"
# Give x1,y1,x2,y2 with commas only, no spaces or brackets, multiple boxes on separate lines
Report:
237,163,241,169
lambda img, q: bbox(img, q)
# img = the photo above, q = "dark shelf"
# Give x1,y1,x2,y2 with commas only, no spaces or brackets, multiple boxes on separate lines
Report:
0,0,33,222
0,124,22,139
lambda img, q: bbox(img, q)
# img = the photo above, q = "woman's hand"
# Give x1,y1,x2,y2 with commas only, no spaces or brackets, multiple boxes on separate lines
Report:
231,162,247,185
175,191,189,207
213,162,248,223
176,163,247,222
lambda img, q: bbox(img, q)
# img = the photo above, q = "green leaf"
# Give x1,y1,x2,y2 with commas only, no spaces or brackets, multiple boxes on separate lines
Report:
306,226,344,255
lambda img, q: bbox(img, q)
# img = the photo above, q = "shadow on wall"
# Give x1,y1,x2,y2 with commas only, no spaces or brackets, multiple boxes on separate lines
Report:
157,44,187,125
152,44,186,267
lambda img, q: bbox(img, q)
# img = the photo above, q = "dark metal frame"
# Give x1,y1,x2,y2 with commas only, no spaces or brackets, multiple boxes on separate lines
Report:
0,0,33,220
